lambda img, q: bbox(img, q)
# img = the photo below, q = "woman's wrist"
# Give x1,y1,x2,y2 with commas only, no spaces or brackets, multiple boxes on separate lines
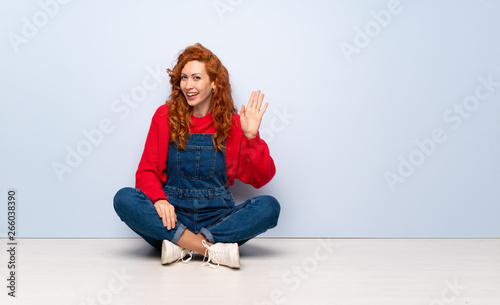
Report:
244,131,258,140
154,198,169,204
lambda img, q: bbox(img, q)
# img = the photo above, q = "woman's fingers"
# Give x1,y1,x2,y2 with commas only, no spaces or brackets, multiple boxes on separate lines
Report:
170,206,177,229
154,204,162,222
247,91,256,109
241,90,268,139
252,90,261,110
260,102,269,115
247,90,266,112
156,205,168,228
155,201,177,230
256,91,264,110
165,205,176,230
254,90,261,109
165,210,171,230
240,104,246,118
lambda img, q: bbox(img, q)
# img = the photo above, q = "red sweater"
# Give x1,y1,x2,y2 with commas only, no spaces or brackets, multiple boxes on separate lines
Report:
135,104,276,203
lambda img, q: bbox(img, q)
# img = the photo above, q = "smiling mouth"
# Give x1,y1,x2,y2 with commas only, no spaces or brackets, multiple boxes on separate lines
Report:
186,92,198,100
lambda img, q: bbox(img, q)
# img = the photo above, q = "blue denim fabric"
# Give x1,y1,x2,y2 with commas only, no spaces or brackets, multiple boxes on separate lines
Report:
114,134,280,250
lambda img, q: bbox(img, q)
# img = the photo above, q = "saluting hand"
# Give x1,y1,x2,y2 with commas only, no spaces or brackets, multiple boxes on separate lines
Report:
240,90,269,139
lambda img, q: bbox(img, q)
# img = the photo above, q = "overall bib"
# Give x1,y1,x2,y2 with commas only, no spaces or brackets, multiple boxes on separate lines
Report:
114,134,280,250
164,134,237,244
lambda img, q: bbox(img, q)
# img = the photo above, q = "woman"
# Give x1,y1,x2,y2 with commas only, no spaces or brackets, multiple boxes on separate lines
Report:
113,43,280,269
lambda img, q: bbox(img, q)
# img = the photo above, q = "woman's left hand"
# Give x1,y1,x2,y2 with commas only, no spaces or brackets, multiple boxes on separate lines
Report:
240,90,269,139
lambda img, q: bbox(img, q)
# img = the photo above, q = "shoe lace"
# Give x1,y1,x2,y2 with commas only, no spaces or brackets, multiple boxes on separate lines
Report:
201,240,222,268
177,248,194,263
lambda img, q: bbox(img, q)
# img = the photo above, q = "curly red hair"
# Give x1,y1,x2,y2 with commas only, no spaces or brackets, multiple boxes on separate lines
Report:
166,43,237,150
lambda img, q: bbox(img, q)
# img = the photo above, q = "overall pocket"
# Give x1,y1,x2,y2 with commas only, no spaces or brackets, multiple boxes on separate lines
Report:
177,145,216,180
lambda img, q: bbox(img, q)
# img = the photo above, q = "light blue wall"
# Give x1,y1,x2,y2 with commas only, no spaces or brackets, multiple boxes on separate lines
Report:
1,0,499,238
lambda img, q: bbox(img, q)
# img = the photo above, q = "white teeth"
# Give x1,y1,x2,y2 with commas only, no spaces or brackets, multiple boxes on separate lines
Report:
187,93,198,97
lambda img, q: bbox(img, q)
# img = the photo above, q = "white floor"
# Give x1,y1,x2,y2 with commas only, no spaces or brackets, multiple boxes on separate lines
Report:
1,238,499,305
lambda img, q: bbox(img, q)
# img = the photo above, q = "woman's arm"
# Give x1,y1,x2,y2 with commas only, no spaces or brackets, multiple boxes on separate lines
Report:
135,106,178,229
135,106,169,203
227,91,276,188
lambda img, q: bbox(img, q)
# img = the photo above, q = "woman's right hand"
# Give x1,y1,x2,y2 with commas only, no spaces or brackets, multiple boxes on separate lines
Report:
154,199,177,230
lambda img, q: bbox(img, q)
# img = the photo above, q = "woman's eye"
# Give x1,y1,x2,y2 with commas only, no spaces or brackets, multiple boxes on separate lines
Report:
181,76,187,79
194,76,201,80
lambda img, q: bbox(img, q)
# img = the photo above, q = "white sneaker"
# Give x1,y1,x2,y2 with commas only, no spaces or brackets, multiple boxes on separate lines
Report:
161,240,193,265
202,240,240,269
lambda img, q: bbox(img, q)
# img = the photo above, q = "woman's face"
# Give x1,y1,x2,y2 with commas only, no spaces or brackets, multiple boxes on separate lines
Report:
180,60,215,116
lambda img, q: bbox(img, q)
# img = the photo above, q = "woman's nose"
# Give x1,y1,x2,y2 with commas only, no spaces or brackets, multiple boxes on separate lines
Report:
185,78,193,89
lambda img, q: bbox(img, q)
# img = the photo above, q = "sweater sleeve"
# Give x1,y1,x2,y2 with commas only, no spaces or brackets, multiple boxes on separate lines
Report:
228,115,276,188
135,106,169,203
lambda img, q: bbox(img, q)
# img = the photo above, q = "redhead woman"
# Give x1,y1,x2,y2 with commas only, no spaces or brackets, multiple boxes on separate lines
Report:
113,43,280,269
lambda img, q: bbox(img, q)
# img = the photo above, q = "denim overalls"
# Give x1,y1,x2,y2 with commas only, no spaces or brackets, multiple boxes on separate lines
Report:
114,134,280,250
